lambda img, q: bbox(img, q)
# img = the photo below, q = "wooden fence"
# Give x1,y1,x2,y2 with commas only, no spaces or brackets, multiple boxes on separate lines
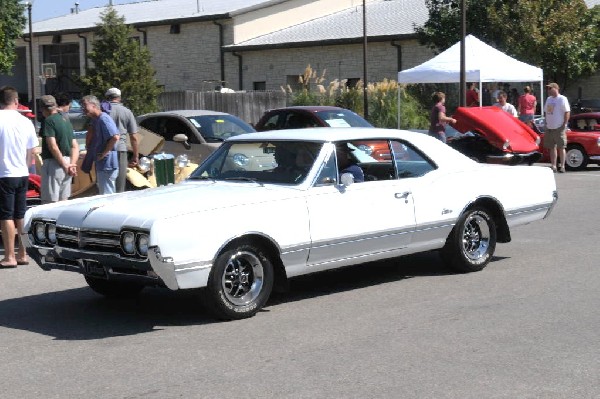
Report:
158,90,288,125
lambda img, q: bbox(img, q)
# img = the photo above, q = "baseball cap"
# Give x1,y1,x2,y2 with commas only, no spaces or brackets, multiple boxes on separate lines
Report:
546,82,559,90
40,95,57,109
105,87,121,97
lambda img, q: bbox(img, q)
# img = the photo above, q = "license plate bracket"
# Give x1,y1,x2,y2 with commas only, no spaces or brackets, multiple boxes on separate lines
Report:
82,260,107,278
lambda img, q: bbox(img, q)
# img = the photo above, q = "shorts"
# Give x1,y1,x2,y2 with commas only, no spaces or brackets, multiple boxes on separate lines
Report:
544,127,567,149
41,157,72,203
0,176,29,220
519,114,534,122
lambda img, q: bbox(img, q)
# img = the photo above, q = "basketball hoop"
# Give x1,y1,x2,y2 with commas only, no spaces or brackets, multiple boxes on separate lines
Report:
41,63,57,80
39,75,47,85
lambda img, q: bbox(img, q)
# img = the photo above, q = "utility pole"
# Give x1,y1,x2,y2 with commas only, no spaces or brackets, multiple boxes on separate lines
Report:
27,2,37,119
459,0,466,107
362,0,369,120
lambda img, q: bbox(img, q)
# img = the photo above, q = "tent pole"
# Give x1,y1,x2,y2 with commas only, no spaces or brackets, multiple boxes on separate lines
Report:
540,80,544,118
479,81,483,107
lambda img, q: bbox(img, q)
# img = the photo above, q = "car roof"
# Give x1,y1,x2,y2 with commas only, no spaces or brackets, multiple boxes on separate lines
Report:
230,127,426,143
138,110,232,118
571,112,600,119
228,127,475,169
267,106,350,112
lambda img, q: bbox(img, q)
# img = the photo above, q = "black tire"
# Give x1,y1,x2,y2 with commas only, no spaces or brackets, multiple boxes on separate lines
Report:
200,243,274,320
565,145,588,171
441,207,497,273
84,276,144,299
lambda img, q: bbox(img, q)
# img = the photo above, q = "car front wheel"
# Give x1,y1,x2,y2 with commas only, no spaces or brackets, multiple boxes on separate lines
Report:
441,207,497,273
201,243,274,320
565,145,588,171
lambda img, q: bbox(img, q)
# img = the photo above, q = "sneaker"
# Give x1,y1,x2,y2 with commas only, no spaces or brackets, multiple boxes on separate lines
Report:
558,167,565,173
551,166,558,173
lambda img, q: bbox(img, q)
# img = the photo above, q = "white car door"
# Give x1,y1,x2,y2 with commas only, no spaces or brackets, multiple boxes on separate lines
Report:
305,140,424,268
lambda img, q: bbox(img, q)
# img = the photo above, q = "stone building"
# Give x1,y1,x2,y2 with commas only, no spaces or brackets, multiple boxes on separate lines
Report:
1,0,599,106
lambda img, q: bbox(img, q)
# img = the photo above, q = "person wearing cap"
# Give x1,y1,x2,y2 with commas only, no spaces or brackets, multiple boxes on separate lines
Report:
0,86,39,267
81,95,120,194
39,95,79,204
105,87,139,192
336,142,364,183
544,82,570,173
518,86,537,127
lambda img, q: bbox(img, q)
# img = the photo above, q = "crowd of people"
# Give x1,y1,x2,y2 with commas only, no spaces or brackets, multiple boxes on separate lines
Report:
0,85,139,268
428,81,570,173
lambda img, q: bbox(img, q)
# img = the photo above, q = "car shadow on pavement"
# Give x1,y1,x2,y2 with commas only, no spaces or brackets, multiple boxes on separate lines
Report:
269,250,494,306
0,286,215,340
0,251,505,338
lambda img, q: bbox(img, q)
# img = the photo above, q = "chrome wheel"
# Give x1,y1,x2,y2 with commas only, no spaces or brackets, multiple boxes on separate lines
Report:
442,207,496,273
461,214,491,261
221,250,265,306
565,146,588,170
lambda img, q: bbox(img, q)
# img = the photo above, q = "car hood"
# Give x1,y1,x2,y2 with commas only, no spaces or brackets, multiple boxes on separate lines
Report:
452,106,539,153
27,181,302,231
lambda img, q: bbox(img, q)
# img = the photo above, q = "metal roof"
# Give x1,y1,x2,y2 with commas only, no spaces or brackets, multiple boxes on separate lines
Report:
30,0,289,35
226,0,428,50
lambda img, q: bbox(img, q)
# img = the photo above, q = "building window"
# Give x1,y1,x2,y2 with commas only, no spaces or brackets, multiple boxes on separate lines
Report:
42,43,81,97
346,78,360,88
253,81,266,91
170,24,181,34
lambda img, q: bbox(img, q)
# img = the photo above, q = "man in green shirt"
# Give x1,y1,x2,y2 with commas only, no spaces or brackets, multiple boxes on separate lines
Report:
40,95,79,203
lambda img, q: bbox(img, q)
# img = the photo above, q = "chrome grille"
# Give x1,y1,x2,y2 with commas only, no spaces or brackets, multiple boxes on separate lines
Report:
56,226,120,252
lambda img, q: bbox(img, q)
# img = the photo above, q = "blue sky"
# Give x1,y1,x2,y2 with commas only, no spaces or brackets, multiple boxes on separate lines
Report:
29,0,139,22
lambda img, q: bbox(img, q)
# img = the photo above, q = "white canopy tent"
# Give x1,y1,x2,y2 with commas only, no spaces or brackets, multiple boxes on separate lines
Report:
397,35,544,127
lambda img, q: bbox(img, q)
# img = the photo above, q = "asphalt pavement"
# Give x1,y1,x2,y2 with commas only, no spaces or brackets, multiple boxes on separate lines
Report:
0,165,599,399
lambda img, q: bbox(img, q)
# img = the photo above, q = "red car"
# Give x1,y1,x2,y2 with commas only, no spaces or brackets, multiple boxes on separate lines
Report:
254,106,391,160
538,112,600,170
449,106,542,165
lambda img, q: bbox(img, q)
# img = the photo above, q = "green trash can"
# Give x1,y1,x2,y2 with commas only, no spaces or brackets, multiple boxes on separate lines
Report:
153,153,175,186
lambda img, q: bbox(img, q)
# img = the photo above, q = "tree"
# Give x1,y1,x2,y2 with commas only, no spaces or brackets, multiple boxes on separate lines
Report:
415,0,600,90
0,0,26,74
77,7,161,115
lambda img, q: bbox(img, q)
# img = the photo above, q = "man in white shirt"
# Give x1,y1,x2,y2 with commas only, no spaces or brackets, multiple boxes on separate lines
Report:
0,86,39,267
493,91,518,117
544,82,570,173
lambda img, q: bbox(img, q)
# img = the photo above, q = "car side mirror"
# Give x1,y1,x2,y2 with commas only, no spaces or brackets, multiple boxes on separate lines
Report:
339,173,354,187
173,133,191,150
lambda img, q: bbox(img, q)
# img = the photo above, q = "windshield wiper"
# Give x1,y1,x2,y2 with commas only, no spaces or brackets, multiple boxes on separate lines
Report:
204,136,225,142
188,175,216,181
223,177,263,186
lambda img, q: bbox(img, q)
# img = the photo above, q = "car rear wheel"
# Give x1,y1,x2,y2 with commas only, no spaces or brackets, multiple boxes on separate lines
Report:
565,145,588,171
441,207,497,273
84,276,144,299
200,242,274,320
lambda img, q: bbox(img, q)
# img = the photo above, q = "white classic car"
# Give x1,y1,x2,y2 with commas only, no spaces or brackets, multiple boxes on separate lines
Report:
23,128,557,320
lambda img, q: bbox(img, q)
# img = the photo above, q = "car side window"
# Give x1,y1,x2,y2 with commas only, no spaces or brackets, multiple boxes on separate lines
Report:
262,113,281,130
390,140,435,178
314,150,337,186
284,112,313,129
161,117,199,143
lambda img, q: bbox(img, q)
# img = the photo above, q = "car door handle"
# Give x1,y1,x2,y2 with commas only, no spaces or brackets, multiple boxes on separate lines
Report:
395,191,411,203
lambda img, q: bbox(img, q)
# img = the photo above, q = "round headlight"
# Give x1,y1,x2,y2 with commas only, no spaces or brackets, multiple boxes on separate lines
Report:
232,153,249,167
46,224,57,245
138,157,151,173
136,234,149,256
121,231,135,255
34,222,46,243
175,154,189,168
357,144,373,155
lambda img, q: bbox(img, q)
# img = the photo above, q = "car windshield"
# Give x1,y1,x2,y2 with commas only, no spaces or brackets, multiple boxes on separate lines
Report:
314,110,372,128
190,140,323,185
187,114,255,142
